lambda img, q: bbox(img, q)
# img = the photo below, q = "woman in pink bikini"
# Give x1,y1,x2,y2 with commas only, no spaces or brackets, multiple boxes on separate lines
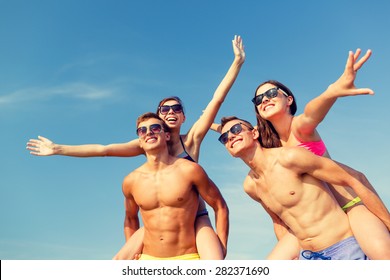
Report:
252,49,390,259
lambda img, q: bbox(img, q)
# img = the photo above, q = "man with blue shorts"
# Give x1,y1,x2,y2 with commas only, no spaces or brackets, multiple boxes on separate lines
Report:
218,116,377,260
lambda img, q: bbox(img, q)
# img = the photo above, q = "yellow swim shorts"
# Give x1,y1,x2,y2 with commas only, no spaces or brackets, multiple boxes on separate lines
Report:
139,253,200,260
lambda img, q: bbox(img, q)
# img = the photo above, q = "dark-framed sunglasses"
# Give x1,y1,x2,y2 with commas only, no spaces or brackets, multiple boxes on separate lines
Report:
251,87,288,106
136,123,164,137
158,104,183,115
218,122,253,145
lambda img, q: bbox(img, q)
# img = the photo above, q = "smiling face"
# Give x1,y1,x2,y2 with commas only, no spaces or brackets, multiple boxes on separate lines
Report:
254,83,293,120
156,97,186,131
137,116,170,151
220,118,256,158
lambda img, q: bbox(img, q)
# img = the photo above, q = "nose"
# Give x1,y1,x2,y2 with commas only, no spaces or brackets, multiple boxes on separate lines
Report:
261,96,270,105
227,131,237,143
145,127,156,136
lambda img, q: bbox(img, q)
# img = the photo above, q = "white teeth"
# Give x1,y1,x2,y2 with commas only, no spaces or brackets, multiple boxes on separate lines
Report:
231,140,241,148
264,104,274,111
146,137,157,143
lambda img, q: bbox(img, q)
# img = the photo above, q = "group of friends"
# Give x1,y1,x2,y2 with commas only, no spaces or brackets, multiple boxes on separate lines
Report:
27,36,390,260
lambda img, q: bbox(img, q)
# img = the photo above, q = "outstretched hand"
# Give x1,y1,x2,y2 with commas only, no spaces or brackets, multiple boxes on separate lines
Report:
232,35,245,63
26,136,55,156
329,49,374,97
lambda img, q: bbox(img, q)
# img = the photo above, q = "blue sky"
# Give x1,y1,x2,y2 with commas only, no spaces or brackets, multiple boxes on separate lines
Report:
1,0,389,260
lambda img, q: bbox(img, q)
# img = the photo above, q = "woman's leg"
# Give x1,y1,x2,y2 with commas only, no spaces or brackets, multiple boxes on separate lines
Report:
347,205,390,259
194,198,224,259
112,227,144,260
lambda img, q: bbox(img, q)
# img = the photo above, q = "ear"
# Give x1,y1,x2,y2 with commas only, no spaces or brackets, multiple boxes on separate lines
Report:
138,138,143,149
252,127,260,140
165,132,171,142
287,95,294,106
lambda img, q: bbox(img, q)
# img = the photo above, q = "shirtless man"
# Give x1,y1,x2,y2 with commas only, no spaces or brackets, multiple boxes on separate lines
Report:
122,112,229,260
217,116,386,260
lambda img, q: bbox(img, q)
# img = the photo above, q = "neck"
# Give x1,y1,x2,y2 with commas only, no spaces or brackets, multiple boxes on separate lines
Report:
145,147,173,170
238,142,267,175
168,127,181,144
268,114,293,142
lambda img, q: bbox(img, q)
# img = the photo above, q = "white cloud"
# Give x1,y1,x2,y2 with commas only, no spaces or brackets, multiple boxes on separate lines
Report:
0,83,116,106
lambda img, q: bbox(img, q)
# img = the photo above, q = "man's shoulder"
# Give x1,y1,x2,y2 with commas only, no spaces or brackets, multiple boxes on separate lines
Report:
277,146,310,168
123,165,146,182
174,157,201,168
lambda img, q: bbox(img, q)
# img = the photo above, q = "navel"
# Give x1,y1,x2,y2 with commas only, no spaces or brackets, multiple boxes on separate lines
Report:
289,191,295,195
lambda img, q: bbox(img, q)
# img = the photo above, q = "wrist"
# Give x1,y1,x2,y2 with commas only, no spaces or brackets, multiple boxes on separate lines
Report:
52,144,61,155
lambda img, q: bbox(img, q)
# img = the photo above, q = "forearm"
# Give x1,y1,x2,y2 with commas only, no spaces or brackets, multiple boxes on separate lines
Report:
125,215,140,241
210,123,221,133
301,86,338,129
53,140,142,157
52,143,107,157
212,58,244,104
214,205,229,254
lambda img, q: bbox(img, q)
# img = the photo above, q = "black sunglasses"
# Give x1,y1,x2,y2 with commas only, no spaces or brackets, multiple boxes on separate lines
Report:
251,87,288,106
158,104,183,115
218,122,253,145
136,123,164,137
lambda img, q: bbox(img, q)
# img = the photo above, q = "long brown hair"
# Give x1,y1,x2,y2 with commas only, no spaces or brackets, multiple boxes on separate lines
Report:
253,80,297,148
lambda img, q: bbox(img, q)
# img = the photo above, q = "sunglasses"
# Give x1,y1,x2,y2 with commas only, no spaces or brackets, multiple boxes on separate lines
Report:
158,104,183,115
136,123,164,137
218,122,253,145
251,87,288,106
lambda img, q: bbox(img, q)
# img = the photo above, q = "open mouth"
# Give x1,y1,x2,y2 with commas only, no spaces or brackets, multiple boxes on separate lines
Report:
145,136,158,143
166,116,177,123
263,104,274,111
231,138,242,148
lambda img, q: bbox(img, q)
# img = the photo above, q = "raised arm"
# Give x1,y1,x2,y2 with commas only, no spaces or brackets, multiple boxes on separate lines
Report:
27,135,144,157
294,49,373,137
187,35,245,144
286,147,390,230
192,164,229,257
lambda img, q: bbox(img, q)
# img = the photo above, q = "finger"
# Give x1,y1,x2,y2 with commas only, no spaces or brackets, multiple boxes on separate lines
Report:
351,88,375,95
354,49,372,71
345,51,355,72
27,139,41,145
38,135,49,141
353,48,362,61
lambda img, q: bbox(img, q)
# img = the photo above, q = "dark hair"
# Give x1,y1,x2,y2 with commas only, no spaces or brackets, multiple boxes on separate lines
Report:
156,96,185,115
136,112,171,133
220,116,254,130
253,80,297,148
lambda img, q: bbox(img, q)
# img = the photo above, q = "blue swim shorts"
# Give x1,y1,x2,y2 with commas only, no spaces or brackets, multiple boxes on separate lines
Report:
299,236,367,260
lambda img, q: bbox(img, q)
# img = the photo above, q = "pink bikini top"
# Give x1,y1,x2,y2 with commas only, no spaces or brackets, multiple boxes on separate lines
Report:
297,139,327,156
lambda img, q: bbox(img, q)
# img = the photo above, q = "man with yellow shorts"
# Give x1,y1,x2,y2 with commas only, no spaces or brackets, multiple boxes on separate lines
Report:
122,113,229,260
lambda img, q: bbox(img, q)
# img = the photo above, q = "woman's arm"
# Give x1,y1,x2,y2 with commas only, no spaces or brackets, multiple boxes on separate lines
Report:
186,35,245,146
287,147,390,230
27,135,144,157
294,49,373,137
